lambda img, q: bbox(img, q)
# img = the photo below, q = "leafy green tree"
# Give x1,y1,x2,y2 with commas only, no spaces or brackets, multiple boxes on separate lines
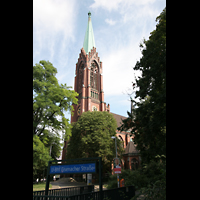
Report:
33,60,78,139
39,129,62,160
66,111,124,173
119,7,166,164
33,135,51,180
116,7,166,199
33,60,78,179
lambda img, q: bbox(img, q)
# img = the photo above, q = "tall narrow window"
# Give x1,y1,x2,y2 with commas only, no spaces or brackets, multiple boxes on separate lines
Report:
94,69,97,89
78,64,84,92
90,68,93,87
90,61,98,90
131,158,138,170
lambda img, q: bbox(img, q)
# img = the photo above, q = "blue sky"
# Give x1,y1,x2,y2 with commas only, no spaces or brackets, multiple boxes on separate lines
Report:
33,0,166,121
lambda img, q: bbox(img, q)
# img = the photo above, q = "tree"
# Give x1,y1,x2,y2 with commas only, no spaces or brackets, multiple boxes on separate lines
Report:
119,7,166,164
33,60,78,139
39,129,62,160
33,135,51,181
33,60,78,179
116,8,166,199
66,111,124,173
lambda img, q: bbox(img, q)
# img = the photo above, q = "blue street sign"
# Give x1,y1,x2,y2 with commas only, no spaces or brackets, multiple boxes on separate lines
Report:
50,163,96,174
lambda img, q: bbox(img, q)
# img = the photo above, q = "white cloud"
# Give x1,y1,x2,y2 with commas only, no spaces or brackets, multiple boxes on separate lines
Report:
33,0,76,34
90,0,157,12
90,0,164,98
90,0,123,12
33,0,77,63
105,18,117,25
102,44,142,96
90,0,160,27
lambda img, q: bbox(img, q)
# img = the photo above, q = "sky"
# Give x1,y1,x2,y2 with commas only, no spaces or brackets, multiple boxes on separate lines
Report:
33,0,166,121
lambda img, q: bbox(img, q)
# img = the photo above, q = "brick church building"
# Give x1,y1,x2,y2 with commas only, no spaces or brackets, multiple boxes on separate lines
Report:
62,12,140,170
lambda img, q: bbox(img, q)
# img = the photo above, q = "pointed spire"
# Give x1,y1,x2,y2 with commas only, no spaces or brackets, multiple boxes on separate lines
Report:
83,12,96,54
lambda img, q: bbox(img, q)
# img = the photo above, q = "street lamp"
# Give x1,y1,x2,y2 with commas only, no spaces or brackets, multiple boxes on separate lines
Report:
111,136,117,158
111,136,119,188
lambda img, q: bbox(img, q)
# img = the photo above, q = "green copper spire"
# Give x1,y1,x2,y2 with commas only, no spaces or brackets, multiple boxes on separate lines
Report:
83,11,96,54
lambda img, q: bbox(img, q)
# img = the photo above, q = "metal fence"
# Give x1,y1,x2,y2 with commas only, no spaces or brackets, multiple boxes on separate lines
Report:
33,185,94,197
33,185,135,200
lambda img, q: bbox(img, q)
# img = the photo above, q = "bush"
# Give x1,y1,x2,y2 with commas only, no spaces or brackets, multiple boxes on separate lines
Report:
107,169,147,190
107,158,166,199
135,160,166,200
106,173,118,189
131,158,166,200
134,178,166,200
122,169,147,189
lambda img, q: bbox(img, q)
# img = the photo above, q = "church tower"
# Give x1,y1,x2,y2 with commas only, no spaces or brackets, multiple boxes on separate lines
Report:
71,11,110,123
62,12,110,160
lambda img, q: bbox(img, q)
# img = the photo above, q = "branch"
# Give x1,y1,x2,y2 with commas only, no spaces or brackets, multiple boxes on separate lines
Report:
37,124,46,137
36,99,63,137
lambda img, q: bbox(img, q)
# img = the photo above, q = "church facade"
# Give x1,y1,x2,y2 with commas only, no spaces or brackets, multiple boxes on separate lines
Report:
62,12,140,171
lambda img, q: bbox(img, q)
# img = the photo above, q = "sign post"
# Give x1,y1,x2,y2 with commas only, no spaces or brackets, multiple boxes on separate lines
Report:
49,163,96,174
45,161,50,196
99,157,102,199
87,174,92,185
44,157,102,197
114,157,121,188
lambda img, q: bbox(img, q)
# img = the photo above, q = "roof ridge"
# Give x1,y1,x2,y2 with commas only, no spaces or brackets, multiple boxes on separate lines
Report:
110,112,127,118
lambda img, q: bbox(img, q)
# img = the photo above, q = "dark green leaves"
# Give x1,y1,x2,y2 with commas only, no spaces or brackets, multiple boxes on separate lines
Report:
119,7,166,164
66,111,124,172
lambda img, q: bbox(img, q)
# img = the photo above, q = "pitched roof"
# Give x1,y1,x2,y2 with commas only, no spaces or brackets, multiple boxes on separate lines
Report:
110,112,127,128
124,141,139,154
83,12,96,54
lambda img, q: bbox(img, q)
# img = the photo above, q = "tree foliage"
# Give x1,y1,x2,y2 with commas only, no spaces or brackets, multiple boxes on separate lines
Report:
33,135,51,180
107,156,165,192
119,7,166,164
116,7,166,199
66,111,124,173
33,60,78,139
33,60,78,179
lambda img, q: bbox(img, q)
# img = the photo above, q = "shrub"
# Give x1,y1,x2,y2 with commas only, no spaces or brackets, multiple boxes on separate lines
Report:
107,158,166,199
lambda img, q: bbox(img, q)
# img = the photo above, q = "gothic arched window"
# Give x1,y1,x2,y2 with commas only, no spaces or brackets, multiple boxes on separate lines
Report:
78,63,84,92
131,158,138,170
90,61,98,90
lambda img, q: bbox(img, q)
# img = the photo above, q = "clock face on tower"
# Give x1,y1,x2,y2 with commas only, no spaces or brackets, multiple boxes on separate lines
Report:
77,105,81,116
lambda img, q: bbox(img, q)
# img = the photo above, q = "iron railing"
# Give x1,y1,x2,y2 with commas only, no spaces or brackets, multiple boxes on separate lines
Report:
33,185,94,197
33,185,135,200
